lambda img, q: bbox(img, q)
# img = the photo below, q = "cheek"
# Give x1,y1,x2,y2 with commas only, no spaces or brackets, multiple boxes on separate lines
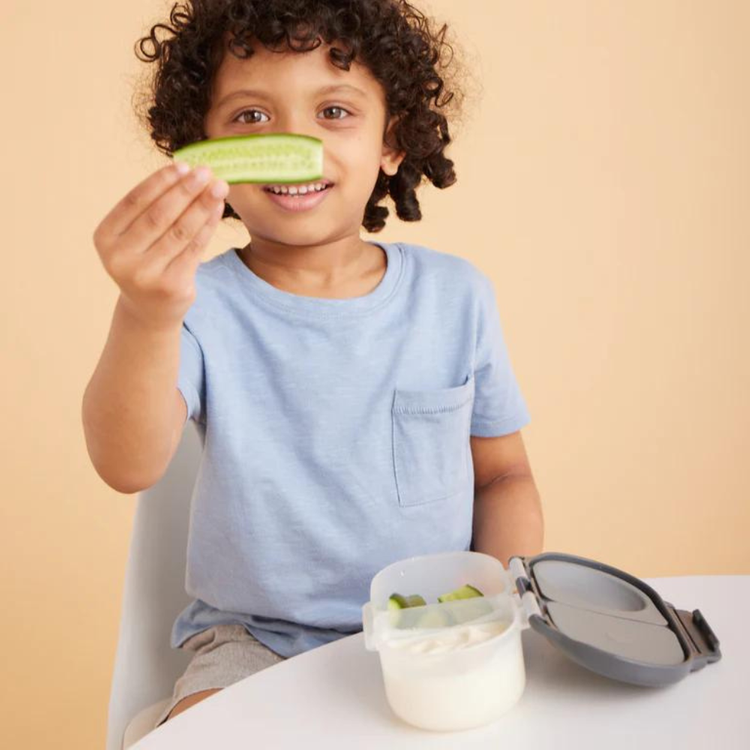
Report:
224,184,260,212
341,139,385,185
225,185,240,206
339,128,382,166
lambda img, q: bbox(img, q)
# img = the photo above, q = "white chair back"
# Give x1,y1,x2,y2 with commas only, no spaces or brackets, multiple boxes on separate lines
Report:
106,421,202,750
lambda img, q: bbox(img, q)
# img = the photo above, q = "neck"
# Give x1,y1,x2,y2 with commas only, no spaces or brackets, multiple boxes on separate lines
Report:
236,235,387,298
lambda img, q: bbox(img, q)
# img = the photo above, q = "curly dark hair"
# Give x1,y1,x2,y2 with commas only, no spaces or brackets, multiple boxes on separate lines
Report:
132,0,469,232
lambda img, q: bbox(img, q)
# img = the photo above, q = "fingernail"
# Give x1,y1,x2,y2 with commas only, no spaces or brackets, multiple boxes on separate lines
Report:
174,161,191,175
191,166,212,186
210,180,229,199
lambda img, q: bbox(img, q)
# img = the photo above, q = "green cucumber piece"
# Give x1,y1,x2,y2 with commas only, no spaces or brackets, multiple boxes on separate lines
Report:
388,586,488,629
388,593,427,610
437,584,484,603
172,134,323,185
388,593,427,628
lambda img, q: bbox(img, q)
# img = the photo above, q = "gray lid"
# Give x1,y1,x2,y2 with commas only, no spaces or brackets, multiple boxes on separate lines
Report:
510,552,722,687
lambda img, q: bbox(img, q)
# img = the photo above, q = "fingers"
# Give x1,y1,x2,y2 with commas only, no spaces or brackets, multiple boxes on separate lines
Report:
96,162,191,241
163,202,225,278
123,165,227,255
91,161,230,331
144,174,229,269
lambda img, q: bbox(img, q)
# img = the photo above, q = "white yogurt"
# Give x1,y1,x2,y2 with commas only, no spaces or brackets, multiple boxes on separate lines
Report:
386,620,508,654
379,619,526,731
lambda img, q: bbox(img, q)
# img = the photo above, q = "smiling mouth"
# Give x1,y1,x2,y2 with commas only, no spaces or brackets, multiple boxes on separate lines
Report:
260,179,335,213
262,179,334,195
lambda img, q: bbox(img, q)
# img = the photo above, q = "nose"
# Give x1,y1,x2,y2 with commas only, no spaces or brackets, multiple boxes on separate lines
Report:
267,109,328,181
272,108,320,142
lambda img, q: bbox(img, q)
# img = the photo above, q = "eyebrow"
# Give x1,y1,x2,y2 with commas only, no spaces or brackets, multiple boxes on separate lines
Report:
216,83,369,108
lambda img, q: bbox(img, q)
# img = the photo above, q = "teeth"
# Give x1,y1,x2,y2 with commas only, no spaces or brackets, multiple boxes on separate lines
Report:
267,182,330,195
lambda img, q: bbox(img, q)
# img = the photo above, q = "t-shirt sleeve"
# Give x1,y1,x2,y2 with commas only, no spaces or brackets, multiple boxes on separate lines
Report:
470,272,531,437
177,322,205,425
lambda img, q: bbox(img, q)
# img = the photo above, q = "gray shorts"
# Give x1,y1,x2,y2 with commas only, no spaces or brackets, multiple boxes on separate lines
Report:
154,622,287,729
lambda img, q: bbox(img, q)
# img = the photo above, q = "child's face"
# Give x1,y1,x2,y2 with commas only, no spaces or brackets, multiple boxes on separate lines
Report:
203,37,404,245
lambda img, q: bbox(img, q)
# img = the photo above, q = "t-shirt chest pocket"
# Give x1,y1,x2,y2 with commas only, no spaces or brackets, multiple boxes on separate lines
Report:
391,374,475,507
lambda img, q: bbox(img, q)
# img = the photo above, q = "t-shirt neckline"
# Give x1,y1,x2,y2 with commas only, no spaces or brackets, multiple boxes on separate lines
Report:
222,240,402,317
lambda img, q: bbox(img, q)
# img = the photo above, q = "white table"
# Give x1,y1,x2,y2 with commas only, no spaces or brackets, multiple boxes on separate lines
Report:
133,576,747,749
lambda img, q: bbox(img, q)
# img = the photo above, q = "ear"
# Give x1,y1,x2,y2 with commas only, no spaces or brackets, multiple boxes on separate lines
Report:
380,114,406,176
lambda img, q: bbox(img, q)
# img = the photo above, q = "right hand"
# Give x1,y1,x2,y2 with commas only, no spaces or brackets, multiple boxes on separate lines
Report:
93,162,229,331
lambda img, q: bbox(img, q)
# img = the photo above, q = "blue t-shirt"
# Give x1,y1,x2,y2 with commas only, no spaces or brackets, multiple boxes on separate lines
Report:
171,239,531,658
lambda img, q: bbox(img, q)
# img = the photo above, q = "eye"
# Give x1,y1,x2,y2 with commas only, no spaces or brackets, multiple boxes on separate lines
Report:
319,106,351,120
233,109,269,124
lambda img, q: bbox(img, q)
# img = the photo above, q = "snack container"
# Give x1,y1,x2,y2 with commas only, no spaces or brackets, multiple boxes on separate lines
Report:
362,550,722,732
362,550,528,731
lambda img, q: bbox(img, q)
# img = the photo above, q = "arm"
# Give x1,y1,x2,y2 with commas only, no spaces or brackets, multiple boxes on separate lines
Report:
83,161,223,494
470,431,544,568
81,295,186,494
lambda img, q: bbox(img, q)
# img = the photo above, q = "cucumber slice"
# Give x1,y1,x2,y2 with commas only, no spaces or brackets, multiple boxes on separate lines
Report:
437,584,484,603
388,593,427,610
388,593,427,628
172,134,323,185
387,588,488,629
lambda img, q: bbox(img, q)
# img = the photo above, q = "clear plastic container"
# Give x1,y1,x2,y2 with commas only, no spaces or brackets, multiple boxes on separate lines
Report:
362,550,530,731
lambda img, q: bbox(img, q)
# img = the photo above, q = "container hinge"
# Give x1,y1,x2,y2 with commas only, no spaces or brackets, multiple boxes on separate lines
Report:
521,590,542,622
508,556,528,594
507,557,543,624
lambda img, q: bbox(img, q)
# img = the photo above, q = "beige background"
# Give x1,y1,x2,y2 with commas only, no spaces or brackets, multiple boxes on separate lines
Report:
2,0,748,747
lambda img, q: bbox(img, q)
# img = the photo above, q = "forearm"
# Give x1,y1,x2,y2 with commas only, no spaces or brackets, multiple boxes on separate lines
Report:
82,295,183,493
471,474,544,568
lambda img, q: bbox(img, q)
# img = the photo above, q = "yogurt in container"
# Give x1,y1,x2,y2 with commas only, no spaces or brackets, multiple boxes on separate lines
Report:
362,551,530,731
